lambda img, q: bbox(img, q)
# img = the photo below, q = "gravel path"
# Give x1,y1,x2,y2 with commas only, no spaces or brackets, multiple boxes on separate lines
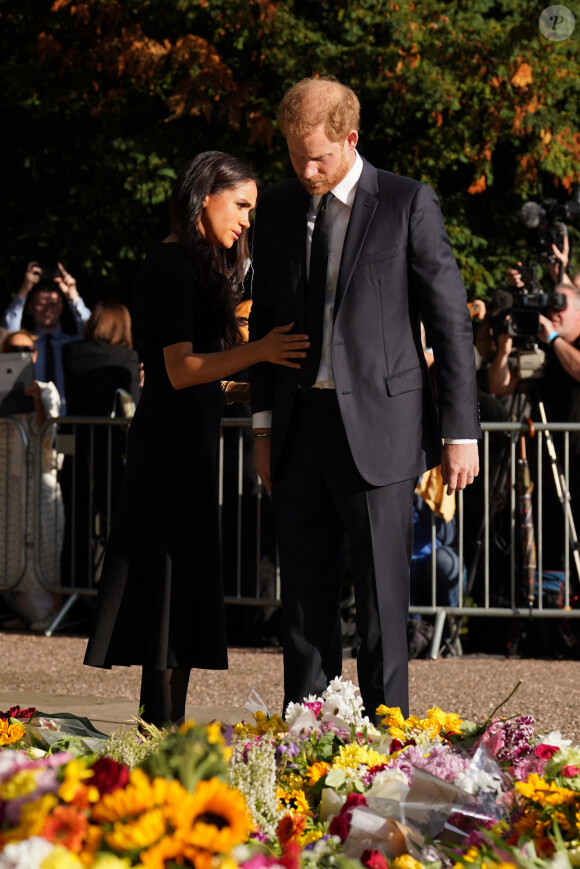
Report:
1,631,578,740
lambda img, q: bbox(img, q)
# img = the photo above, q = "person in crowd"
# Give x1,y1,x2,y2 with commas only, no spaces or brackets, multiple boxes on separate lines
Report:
60,301,141,592
83,151,310,728
488,282,580,564
248,77,480,722
0,330,63,631
1,262,91,413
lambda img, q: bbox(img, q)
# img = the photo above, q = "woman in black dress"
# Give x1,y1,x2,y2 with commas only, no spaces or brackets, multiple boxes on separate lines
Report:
84,152,309,727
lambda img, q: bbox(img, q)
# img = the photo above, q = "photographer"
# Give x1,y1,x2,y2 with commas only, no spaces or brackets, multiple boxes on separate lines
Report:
1,262,91,412
488,282,580,565
488,283,580,396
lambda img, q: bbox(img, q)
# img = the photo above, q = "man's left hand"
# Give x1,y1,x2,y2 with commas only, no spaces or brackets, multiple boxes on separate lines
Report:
440,443,479,495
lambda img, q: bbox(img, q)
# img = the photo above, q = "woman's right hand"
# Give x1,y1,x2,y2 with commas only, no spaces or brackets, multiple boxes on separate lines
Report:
258,323,310,368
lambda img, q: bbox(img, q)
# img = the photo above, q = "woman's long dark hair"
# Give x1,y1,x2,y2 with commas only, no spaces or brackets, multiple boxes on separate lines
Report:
170,151,260,347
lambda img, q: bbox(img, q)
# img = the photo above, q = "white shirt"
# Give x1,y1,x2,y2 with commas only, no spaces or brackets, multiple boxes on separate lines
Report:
253,154,362,430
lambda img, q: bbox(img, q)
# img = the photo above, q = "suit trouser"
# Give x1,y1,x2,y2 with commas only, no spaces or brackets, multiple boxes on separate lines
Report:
271,389,414,720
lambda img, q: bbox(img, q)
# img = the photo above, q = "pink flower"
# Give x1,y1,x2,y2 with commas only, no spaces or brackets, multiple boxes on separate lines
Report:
535,744,560,760
561,765,579,777
304,701,323,717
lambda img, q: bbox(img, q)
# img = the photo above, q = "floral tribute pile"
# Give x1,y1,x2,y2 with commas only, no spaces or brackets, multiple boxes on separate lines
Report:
1,681,580,869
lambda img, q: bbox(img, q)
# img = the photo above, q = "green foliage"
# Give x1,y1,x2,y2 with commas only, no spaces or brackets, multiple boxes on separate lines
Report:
2,0,579,309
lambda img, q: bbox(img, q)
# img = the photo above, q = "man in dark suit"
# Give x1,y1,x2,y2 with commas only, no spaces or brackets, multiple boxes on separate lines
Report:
248,77,480,721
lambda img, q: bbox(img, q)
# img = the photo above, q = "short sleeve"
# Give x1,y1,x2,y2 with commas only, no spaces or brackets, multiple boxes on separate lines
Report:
147,244,196,348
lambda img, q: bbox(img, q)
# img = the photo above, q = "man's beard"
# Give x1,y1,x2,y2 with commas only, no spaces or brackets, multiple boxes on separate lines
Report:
299,151,351,196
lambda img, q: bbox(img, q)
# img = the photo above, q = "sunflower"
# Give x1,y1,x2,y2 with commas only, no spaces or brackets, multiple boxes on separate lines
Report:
183,778,251,854
306,762,330,787
138,833,185,869
92,770,172,823
104,807,167,852
277,787,311,817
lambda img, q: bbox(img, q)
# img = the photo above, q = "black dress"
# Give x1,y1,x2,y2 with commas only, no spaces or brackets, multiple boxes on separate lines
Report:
84,242,228,670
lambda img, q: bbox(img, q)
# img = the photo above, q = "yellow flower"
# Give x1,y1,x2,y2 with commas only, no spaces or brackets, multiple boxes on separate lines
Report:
425,707,463,734
179,719,197,734
217,858,240,869
332,742,384,773
206,721,223,744
376,706,405,729
92,769,169,823
0,718,26,745
40,845,84,868
92,857,133,869
516,774,577,807
0,768,39,800
186,778,251,853
300,829,324,847
104,807,167,851
138,834,184,869
58,759,99,805
392,856,424,869
277,787,311,817
306,761,330,786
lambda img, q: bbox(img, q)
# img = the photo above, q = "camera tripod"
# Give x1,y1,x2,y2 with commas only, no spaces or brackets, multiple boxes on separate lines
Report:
446,383,580,653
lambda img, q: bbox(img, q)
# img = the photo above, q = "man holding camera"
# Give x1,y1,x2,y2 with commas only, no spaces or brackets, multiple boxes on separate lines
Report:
488,282,580,561
1,262,91,412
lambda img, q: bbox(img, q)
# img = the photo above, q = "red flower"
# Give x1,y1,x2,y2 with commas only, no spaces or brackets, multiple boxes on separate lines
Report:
329,793,368,841
329,812,351,841
342,793,367,812
361,849,390,869
0,706,36,720
90,757,129,795
535,744,560,760
276,813,307,845
561,765,580,777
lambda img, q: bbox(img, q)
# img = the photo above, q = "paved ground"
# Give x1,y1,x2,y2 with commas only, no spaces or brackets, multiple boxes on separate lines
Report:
1,630,579,740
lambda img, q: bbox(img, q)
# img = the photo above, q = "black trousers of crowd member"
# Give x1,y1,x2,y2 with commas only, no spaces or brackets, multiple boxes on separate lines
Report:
270,389,415,721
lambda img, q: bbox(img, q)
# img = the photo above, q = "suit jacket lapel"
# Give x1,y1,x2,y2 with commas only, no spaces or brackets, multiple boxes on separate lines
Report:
286,180,310,323
334,159,379,318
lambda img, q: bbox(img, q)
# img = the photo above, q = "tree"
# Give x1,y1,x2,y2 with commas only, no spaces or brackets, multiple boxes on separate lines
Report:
2,0,579,311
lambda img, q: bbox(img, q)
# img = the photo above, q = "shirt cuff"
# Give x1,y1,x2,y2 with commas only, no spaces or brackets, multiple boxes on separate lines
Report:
444,438,477,444
253,411,272,429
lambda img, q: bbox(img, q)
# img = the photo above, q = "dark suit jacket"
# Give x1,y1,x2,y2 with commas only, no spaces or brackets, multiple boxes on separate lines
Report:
249,158,481,487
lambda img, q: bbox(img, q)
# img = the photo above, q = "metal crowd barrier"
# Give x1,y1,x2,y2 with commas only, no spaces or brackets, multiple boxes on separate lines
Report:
0,417,578,652
0,417,29,593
